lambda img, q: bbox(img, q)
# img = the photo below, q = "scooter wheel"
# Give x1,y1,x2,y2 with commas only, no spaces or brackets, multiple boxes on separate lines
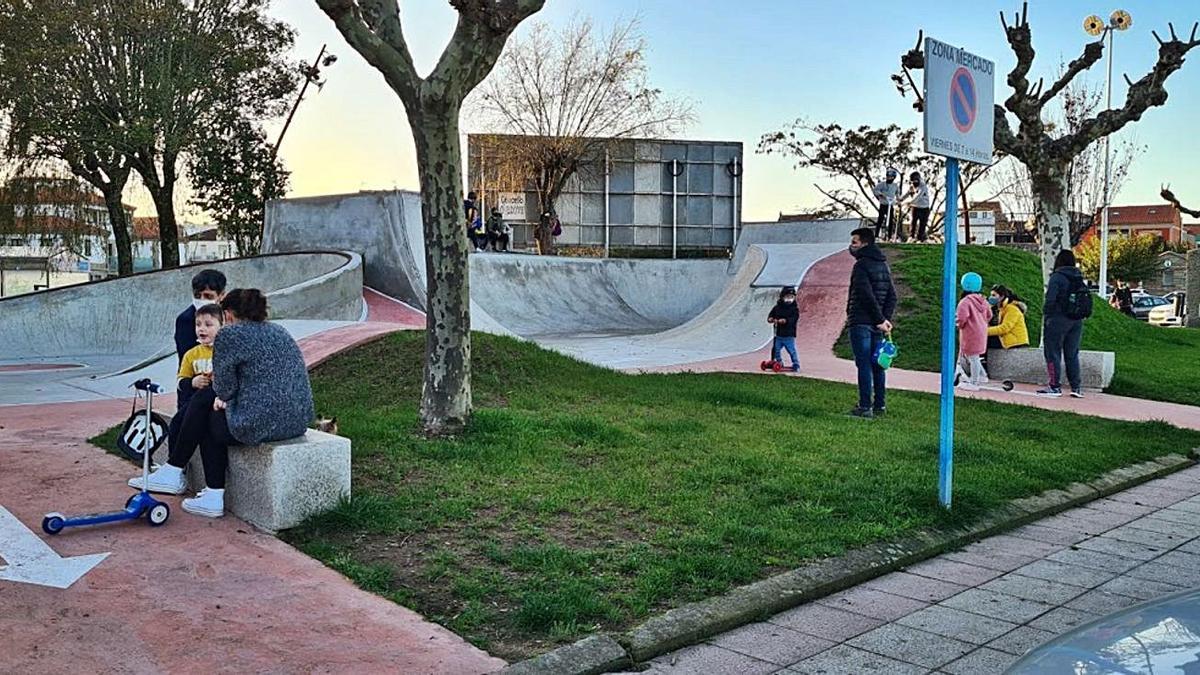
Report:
772,361,783,372
147,503,170,526
1002,381,1015,391
42,515,65,535
759,360,770,371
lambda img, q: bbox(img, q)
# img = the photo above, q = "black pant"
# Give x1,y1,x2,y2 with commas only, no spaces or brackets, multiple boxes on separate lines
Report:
1043,316,1083,391
167,387,240,489
875,205,896,240
489,232,509,251
911,207,930,242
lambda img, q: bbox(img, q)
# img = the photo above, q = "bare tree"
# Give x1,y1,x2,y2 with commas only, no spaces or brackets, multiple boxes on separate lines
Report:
316,0,544,435
468,17,692,254
898,3,1199,279
987,62,1144,242
1161,185,1200,218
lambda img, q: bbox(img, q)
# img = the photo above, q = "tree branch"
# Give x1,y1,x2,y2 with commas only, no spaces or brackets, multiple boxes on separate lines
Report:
1039,39,1104,107
1161,185,1200,218
1054,26,1200,158
315,0,421,104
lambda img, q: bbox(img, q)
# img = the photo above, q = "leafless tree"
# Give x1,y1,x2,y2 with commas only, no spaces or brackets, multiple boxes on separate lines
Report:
468,17,692,254
898,3,1199,279
316,0,544,435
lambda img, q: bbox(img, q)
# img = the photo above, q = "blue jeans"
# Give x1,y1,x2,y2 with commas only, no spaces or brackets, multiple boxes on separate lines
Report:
849,324,886,410
772,336,799,369
1043,316,1083,390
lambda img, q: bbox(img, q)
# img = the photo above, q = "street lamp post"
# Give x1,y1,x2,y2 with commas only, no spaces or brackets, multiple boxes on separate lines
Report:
1084,10,1132,299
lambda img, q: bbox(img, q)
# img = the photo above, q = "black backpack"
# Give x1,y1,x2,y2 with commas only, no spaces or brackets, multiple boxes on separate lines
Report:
1062,275,1094,320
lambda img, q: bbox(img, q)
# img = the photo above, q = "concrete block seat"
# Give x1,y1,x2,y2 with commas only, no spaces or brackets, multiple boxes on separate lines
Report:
986,347,1115,390
183,429,351,532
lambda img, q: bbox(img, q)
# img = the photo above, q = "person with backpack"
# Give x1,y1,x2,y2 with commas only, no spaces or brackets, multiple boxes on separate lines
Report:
1039,249,1091,398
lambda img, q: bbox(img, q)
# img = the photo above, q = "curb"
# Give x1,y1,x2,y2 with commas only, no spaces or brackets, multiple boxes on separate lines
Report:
499,452,1196,674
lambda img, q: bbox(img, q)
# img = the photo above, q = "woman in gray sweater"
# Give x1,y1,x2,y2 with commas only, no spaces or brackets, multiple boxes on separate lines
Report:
130,288,313,518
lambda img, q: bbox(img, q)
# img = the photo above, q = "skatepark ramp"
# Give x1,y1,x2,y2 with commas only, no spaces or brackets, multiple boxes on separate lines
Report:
0,251,364,363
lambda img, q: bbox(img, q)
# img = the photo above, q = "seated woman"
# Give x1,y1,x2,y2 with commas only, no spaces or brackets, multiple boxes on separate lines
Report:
130,288,314,518
986,284,1030,350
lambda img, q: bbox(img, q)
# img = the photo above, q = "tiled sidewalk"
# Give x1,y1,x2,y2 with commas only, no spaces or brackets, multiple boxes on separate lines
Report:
637,465,1200,674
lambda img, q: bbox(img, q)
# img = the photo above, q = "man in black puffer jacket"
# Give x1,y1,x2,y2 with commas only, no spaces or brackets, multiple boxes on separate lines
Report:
846,227,898,418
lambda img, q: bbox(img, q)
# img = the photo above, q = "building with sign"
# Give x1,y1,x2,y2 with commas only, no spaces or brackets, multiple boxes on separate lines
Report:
1085,203,1185,244
466,135,743,252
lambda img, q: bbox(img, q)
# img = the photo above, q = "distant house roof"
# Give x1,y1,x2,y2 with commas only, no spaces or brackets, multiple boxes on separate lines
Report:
2,177,135,213
1096,204,1180,226
968,201,1011,228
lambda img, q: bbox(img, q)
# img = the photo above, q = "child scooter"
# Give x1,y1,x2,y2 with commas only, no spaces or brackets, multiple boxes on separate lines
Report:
42,379,171,534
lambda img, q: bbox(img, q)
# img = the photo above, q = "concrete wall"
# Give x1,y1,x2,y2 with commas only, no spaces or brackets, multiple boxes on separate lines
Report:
265,191,425,309
0,252,363,359
731,219,864,271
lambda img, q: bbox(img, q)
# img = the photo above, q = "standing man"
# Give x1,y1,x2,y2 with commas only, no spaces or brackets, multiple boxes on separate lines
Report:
873,168,900,242
1112,279,1135,318
1039,249,1090,398
900,171,932,242
846,227,898,418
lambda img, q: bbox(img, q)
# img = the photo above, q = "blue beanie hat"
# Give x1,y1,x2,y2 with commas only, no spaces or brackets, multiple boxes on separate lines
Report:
961,272,982,293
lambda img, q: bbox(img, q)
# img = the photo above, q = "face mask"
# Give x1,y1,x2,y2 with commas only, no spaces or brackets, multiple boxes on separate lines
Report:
849,244,863,257
987,296,999,306
783,297,795,304
193,298,216,310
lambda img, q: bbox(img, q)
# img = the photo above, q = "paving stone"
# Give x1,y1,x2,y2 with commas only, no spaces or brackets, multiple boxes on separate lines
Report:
1175,538,1200,555
708,622,833,667
895,605,1018,645
1028,606,1100,633
1011,559,1117,589
785,645,927,675
769,603,885,642
1064,589,1143,615
959,535,1065,558
817,586,928,621
1096,574,1188,600
863,571,969,603
905,558,1005,586
980,574,1087,605
1127,560,1200,588
1048,547,1142,574
1087,498,1159,517
943,548,1040,573
1105,524,1193,549
847,623,973,669
1153,549,1200,572
1125,515,1200,538
649,643,778,675
1163,499,1200,515
939,588,1056,624
940,647,1018,675
1108,487,1193,508
986,626,1058,656
1074,535,1168,561
1143,508,1200,527
1007,524,1090,546
1035,512,1120,537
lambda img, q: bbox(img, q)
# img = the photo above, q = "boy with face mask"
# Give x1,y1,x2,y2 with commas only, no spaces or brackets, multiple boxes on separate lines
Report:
767,286,801,372
176,269,227,364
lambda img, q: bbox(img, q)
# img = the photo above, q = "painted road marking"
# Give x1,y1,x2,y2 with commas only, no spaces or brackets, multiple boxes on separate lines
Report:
0,506,109,589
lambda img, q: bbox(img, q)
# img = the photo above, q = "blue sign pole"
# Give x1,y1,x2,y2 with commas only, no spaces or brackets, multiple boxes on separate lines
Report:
938,158,960,509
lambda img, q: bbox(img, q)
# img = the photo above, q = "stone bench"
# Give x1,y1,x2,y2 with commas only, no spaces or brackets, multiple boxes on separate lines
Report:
986,347,1115,390
182,429,351,532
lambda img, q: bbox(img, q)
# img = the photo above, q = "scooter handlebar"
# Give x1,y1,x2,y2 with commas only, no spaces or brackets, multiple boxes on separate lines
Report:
132,378,165,394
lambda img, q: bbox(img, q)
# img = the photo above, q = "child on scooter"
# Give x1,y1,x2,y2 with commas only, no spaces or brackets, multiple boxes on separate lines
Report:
767,286,800,372
955,272,992,390
130,304,224,494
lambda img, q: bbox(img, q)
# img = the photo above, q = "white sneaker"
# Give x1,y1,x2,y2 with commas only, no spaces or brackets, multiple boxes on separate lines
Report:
128,464,186,495
182,488,225,518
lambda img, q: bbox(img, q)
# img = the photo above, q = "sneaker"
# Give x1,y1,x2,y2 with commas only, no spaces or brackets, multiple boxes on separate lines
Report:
1070,390,1085,399
872,407,886,417
790,365,800,372
849,407,875,419
182,488,225,518
128,463,186,495
1036,387,1063,398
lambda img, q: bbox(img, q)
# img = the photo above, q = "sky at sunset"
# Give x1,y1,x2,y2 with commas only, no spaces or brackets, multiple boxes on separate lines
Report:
236,1,1200,223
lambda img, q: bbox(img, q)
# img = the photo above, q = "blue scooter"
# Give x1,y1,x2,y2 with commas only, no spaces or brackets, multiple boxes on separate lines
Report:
43,379,171,534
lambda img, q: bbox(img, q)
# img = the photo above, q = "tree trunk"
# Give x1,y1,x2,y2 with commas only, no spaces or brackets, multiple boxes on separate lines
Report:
1030,160,1072,281
410,105,472,435
150,159,181,268
101,188,133,276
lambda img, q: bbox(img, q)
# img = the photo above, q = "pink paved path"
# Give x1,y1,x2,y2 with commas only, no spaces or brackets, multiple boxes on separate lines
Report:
0,292,503,675
644,251,1200,432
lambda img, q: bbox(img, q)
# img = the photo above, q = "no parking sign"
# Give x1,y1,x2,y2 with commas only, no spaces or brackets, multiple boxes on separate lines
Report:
923,37,995,164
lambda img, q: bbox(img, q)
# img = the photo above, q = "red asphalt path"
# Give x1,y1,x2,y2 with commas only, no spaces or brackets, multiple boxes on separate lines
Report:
0,292,505,674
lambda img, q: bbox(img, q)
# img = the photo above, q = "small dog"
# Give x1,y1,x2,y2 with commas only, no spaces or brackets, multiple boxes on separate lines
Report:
314,416,339,435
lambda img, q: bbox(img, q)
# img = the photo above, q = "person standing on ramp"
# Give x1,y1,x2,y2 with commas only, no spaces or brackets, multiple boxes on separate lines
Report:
846,227,897,418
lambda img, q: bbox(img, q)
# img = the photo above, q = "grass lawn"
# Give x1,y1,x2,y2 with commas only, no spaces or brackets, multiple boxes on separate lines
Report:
835,244,1200,405
276,331,1200,660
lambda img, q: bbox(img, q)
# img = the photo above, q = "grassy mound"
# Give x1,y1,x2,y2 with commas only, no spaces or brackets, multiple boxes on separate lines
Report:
835,244,1200,405
281,331,1200,659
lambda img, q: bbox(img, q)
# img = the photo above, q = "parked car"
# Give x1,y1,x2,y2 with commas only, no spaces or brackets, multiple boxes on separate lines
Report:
1131,294,1170,321
1007,588,1200,674
1150,291,1187,327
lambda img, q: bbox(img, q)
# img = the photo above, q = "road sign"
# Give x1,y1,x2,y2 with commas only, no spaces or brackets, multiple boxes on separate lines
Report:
0,506,108,589
924,37,995,165
498,192,526,221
